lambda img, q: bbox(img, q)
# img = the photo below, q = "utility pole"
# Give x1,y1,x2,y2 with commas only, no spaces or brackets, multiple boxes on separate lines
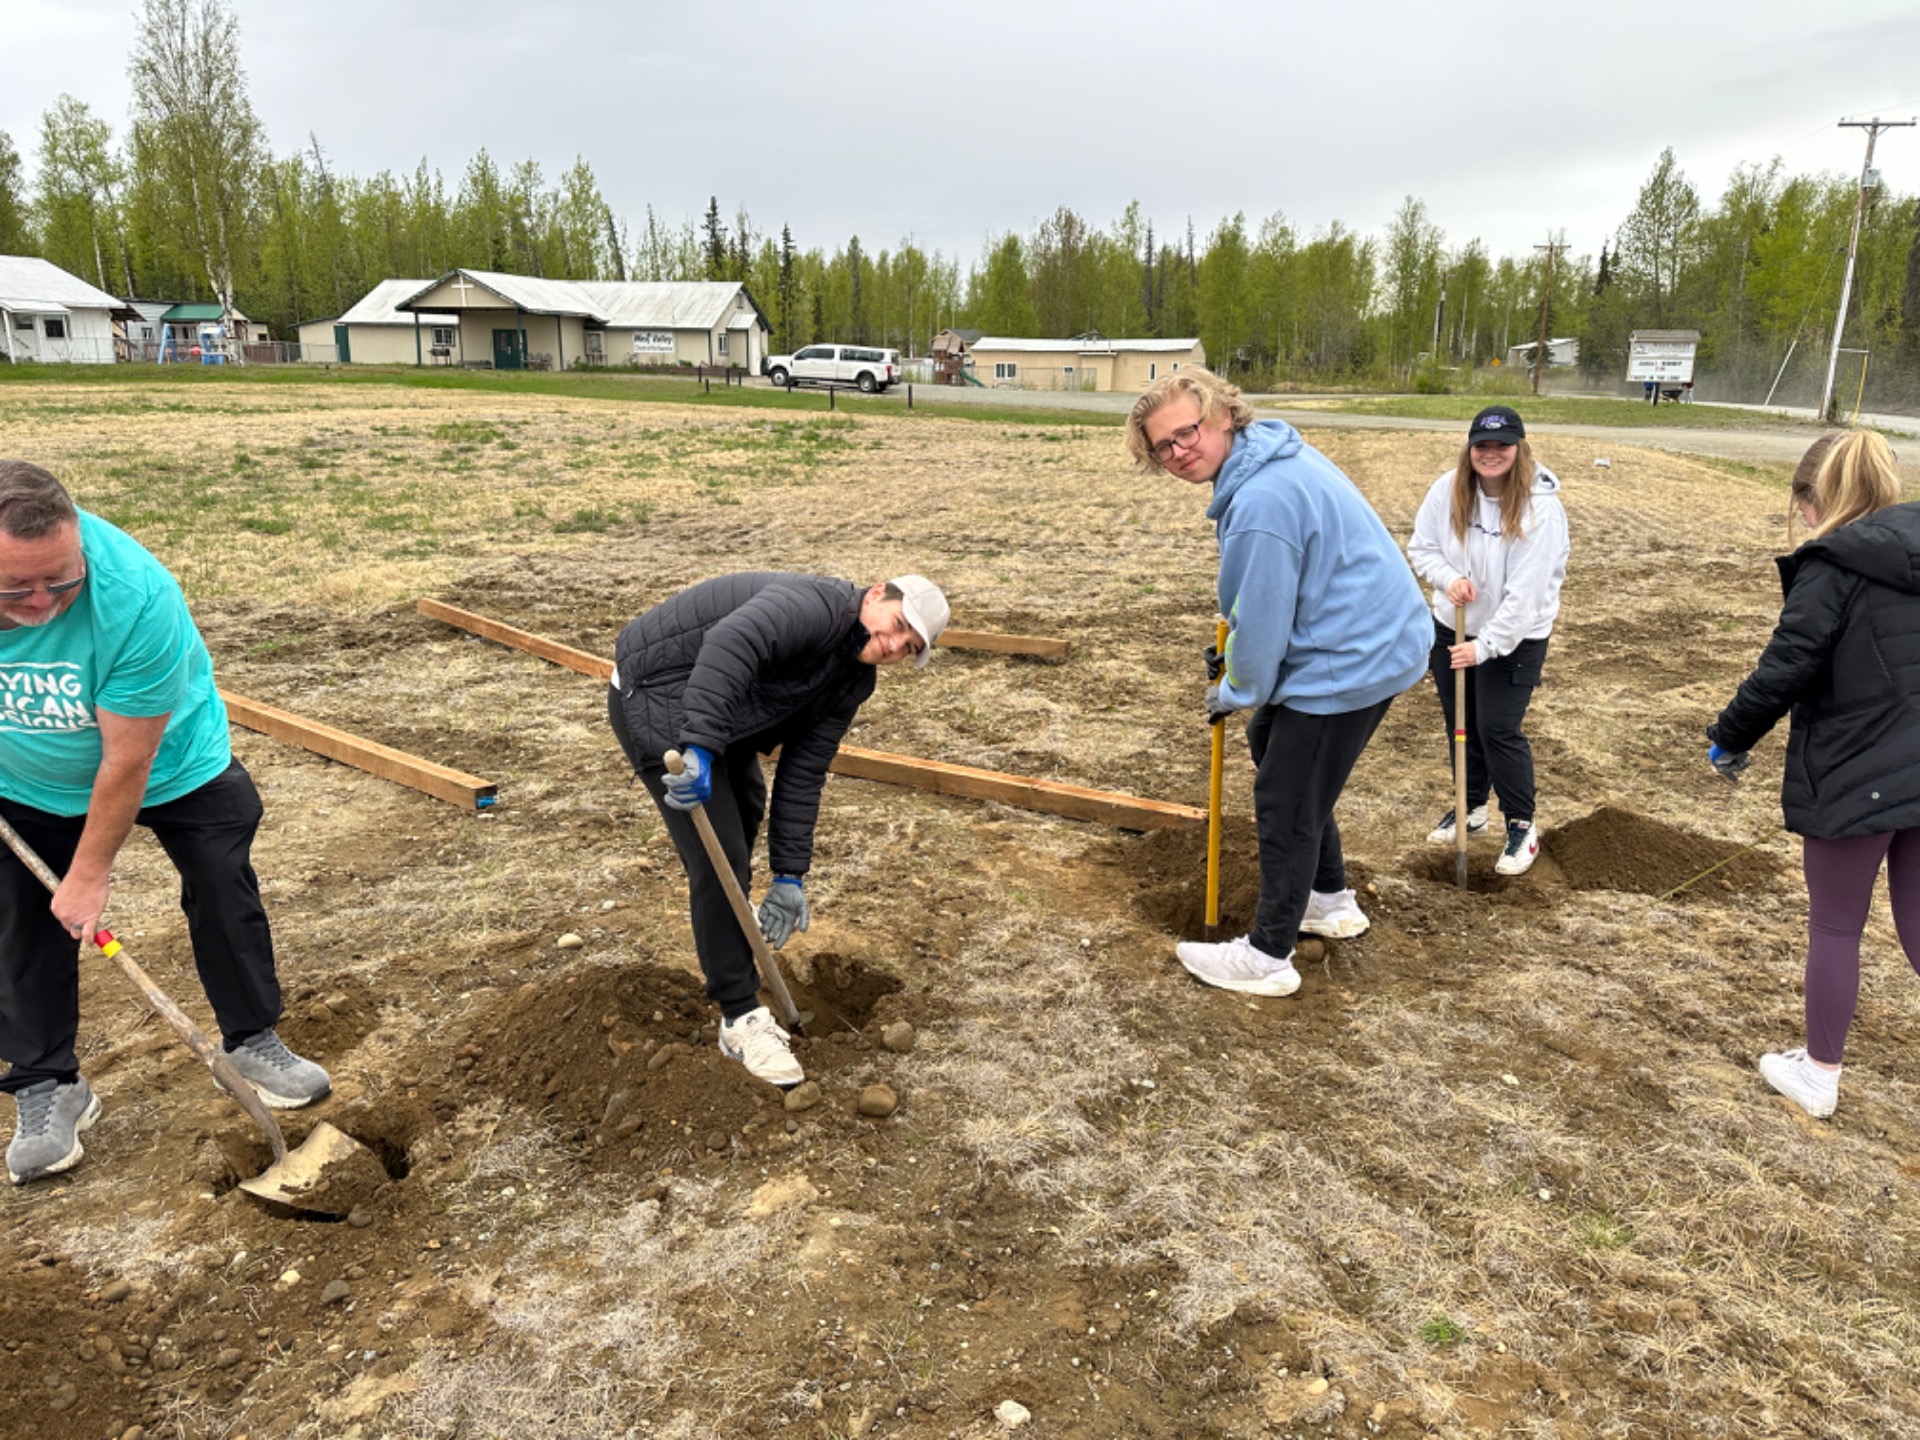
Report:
1433,267,1448,361
1821,117,1914,422
1531,234,1567,396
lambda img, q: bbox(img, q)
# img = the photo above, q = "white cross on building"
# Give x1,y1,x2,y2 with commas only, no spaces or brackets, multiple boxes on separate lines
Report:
450,276,477,305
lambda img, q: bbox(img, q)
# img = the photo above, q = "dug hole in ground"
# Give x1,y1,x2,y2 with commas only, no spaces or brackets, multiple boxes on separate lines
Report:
0,378,1913,1439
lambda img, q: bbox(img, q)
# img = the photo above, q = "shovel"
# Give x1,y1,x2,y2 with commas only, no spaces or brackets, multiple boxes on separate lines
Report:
1453,601,1470,891
0,813,376,1216
1205,618,1228,940
662,750,811,1031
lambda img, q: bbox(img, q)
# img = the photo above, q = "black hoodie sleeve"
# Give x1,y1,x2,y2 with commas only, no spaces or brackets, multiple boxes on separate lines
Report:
1710,557,1856,753
765,666,877,877
676,585,843,754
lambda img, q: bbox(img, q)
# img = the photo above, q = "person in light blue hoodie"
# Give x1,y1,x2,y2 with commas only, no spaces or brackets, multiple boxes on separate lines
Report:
1126,368,1430,998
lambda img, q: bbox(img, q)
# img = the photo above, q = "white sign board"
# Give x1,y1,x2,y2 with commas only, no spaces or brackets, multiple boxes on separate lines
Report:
1626,338,1697,384
631,331,675,355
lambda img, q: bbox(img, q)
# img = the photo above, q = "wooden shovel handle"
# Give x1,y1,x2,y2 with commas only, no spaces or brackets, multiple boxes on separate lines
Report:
662,751,805,1031
0,812,288,1162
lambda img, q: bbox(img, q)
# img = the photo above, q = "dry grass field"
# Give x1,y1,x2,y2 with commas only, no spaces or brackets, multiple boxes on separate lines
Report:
1,374,1916,1440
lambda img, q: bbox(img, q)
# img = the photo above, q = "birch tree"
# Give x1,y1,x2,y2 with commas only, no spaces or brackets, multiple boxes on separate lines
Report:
128,0,263,322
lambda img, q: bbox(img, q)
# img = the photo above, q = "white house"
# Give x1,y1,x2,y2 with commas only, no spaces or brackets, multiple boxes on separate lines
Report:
1505,336,1580,369
0,256,137,365
371,270,769,372
296,279,459,365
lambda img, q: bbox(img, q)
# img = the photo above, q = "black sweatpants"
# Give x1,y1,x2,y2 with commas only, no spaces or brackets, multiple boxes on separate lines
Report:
1426,619,1548,824
0,759,282,1091
1245,697,1393,959
608,688,766,1021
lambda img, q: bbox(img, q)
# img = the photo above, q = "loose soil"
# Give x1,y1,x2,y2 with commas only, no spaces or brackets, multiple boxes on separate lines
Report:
1,376,1916,1440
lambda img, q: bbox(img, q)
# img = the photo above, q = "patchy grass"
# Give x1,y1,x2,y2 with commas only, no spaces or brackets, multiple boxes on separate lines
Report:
1298,393,1825,430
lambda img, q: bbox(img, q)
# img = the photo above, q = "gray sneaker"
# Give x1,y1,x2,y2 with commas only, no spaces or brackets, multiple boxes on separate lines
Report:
224,1030,331,1109
7,1077,102,1185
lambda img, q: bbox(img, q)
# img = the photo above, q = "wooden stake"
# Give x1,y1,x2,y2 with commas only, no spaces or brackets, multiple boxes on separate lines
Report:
418,599,1198,831
221,691,499,810
938,629,1072,660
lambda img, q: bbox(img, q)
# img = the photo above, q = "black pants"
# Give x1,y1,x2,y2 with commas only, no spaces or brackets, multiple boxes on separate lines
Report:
1246,697,1393,958
1427,620,1547,824
608,689,766,1021
0,759,282,1091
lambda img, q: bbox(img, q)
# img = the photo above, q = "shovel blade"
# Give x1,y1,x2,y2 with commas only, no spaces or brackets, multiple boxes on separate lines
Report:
238,1120,383,1217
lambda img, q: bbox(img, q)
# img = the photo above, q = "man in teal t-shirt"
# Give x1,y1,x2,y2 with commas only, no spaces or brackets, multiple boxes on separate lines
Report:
0,461,331,1186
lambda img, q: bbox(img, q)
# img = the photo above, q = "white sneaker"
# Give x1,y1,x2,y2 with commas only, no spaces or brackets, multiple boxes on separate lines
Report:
717,1007,805,1088
1758,1047,1839,1119
1173,935,1301,997
1301,888,1370,939
1494,820,1540,876
1427,806,1488,845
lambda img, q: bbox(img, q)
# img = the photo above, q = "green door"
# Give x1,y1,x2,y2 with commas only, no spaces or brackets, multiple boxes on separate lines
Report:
333,324,350,363
492,328,524,371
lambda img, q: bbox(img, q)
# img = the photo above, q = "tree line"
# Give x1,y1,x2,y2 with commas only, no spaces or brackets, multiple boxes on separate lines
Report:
3,0,1918,406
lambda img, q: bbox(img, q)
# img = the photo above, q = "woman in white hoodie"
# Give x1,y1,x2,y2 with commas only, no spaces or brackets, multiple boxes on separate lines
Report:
1405,406,1570,876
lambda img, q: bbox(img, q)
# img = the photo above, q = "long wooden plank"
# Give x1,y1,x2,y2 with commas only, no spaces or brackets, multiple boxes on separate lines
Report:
416,599,1196,831
939,628,1072,660
831,746,1203,831
417,598,613,681
221,691,498,810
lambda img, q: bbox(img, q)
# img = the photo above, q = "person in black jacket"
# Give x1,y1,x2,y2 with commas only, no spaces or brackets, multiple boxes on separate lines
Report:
607,572,948,1086
1708,430,1920,1118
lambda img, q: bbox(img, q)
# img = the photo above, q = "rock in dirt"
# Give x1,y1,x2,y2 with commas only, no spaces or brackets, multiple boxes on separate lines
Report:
1295,939,1327,963
705,1130,729,1153
783,1081,822,1112
97,1279,132,1304
321,1280,352,1306
118,1427,145,1440
880,1021,916,1054
648,1041,693,1072
996,1398,1032,1428
213,1347,243,1369
857,1085,898,1118
557,933,585,950
346,1206,374,1229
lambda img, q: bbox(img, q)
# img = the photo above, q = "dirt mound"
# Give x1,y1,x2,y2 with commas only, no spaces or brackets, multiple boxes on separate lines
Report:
1131,816,1264,937
1549,806,1779,897
449,955,907,1173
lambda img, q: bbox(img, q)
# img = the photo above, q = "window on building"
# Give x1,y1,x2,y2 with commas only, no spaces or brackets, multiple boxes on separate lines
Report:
432,326,455,347
1149,363,1156,380
995,361,1018,379
584,330,603,356
12,316,33,332
42,318,66,340
1063,366,1075,376
717,332,729,356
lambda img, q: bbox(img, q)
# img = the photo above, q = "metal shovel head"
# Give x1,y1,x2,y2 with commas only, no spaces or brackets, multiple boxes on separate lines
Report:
238,1120,383,1216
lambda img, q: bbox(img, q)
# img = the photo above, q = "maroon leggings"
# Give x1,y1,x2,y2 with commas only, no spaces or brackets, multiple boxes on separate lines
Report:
1802,829,1920,1064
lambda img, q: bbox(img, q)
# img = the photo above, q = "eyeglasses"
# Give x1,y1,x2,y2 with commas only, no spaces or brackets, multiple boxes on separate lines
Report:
0,572,86,604
1150,422,1205,463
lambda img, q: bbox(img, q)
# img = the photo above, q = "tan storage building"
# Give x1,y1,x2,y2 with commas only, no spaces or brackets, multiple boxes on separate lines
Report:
968,335,1205,392
297,280,458,365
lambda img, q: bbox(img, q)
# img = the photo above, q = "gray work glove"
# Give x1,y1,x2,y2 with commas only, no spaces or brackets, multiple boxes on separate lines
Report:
1204,643,1225,682
1708,743,1751,783
1204,683,1236,726
758,876,810,950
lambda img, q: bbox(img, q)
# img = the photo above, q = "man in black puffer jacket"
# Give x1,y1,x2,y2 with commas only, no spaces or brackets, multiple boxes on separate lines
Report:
1708,430,1920,1120
607,572,949,1085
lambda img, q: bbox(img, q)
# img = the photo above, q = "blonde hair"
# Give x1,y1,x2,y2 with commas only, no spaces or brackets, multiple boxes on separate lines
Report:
1449,437,1537,542
1124,366,1255,472
1791,430,1901,541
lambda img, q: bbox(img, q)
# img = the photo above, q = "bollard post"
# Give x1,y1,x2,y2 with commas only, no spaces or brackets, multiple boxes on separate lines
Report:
830,388,836,412
907,384,913,410
704,376,710,395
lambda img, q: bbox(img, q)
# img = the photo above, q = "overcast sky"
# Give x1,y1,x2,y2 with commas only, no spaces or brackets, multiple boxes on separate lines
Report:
7,0,1920,270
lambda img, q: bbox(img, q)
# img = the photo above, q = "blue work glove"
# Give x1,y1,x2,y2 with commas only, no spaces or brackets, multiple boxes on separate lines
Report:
1204,683,1236,726
662,744,714,811
758,876,810,949
1708,743,1750,783
1204,643,1225,682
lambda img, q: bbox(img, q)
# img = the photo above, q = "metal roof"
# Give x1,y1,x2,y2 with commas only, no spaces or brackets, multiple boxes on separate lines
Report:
335,279,456,327
0,256,136,318
395,270,766,331
972,336,1201,354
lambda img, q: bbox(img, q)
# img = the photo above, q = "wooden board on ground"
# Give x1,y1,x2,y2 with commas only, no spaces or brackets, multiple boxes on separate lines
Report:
939,629,1072,660
222,691,499,810
416,599,1192,831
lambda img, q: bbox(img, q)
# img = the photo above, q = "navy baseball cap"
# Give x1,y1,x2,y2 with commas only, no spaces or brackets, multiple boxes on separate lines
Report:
1468,406,1525,445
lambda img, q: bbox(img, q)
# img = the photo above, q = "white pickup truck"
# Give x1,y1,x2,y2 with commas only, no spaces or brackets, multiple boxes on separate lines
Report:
764,344,900,393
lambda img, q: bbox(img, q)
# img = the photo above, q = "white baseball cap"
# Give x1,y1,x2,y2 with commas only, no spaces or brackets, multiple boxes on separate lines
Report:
889,574,949,667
